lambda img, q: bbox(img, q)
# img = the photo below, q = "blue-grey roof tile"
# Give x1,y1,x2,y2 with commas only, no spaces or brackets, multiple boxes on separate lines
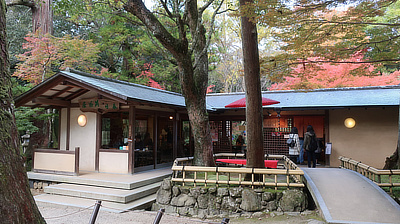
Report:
61,71,187,107
206,86,400,110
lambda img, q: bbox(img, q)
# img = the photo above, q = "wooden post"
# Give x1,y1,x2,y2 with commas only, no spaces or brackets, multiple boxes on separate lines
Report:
154,115,158,169
95,113,101,172
66,107,70,150
32,148,36,171
128,106,135,174
74,147,80,175
173,112,178,161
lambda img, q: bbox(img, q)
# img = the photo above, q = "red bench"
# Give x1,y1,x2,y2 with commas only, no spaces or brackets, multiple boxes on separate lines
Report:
215,159,278,169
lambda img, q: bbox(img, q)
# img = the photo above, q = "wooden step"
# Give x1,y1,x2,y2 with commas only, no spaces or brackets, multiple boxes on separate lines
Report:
44,182,161,203
28,167,172,190
35,193,156,213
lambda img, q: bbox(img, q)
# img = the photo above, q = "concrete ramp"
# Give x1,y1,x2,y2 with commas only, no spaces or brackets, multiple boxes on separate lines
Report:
303,168,400,224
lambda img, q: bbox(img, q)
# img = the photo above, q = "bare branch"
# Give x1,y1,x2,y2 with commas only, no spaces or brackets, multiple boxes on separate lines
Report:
124,0,184,59
337,34,400,53
193,0,224,69
216,8,237,15
290,58,400,65
199,0,215,14
6,0,35,8
160,0,174,19
301,19,400,27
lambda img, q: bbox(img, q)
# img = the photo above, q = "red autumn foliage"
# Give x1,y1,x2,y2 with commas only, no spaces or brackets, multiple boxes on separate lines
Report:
269,52,400,90
14,32,99,85
136,63,165,90
207,85,215,93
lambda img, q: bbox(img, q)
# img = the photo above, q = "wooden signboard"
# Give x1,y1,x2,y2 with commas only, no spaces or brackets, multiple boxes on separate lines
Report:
79,98,119,113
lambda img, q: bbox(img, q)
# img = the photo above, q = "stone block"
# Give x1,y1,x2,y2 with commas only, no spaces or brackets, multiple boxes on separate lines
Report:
171,194,196,207
190,187,201,198
217,187,229,197
172,186,180,197
156,187,172,205
180,187,190,194
262,192,276,202
197,194,209,209
278,189,307,212
199,187,208,194
221,196,236,211
240,188,262,212
229,187,242,198
208,186,217,194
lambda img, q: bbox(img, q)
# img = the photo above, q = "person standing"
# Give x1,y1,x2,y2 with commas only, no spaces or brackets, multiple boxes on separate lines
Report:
304,125,317,168
235,135,245,153
288,127,300,162
236,135,245,146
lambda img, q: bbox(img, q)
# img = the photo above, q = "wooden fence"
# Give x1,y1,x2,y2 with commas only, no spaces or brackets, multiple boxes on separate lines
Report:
171,153,304,189
339,156,400,194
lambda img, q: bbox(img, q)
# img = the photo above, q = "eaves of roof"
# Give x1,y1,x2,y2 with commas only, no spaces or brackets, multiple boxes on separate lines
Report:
206,85,400,111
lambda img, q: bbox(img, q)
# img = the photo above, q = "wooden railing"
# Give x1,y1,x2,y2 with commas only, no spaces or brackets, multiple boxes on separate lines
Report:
339,156,400,194
171,154,304,189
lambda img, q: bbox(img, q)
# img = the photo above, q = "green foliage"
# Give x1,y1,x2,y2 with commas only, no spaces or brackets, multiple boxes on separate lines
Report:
6,6,32,71
11,77,32,97
364,0,400,72
242,0,400,80
14,107,54,135
53,0,180,91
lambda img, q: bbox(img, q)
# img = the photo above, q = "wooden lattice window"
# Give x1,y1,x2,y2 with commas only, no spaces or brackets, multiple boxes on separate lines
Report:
263,127,290,156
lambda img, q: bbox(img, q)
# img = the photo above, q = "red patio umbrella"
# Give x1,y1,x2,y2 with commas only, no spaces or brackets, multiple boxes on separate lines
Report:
225,97,280,108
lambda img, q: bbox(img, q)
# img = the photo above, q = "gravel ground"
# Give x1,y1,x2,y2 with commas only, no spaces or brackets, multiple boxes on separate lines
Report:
36,201,326,224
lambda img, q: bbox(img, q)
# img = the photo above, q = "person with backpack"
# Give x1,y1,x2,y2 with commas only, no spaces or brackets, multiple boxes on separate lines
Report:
304,125,317,168
288,127,300,163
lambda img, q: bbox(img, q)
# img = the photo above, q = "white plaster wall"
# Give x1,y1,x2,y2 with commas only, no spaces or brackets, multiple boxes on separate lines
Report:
99,152,129,174
329,107,398,168
59,108,67,150
69,108,97,172
34,152,75,172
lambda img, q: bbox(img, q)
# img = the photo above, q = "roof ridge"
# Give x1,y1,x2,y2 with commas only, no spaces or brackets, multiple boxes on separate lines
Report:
206,85,400,96
62,69,183,97
263,85,400,94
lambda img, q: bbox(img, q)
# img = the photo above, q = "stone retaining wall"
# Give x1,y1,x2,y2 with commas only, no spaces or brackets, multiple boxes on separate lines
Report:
152,179,308,218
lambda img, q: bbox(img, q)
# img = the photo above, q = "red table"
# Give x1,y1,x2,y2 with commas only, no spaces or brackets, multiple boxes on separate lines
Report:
215,159,278,169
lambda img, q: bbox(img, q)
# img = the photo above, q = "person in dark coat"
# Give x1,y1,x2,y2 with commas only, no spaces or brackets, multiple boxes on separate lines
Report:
303,125,317,168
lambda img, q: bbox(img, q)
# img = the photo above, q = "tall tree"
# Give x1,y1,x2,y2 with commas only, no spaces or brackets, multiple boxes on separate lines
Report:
253,0,400,168
124,0,224,166
0,1,45,222
6,0,53,35
53,0,181,92
240,0,264,169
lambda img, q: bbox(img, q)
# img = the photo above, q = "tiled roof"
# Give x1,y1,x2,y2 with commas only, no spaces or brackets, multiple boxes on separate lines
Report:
206,86,400,110
16,69,400,110
61,70,187,107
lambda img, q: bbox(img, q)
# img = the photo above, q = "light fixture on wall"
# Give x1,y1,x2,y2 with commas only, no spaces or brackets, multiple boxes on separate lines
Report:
77,114,87,127
344,117,356,129
169,116,173,120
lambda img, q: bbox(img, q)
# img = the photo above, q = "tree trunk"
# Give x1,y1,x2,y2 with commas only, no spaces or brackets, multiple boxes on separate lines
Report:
0,1,45,222
124,0,214,166
6,0,53,35
384,104,400,169
240,0,264,169
397,104,400,168
31,0,53,35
